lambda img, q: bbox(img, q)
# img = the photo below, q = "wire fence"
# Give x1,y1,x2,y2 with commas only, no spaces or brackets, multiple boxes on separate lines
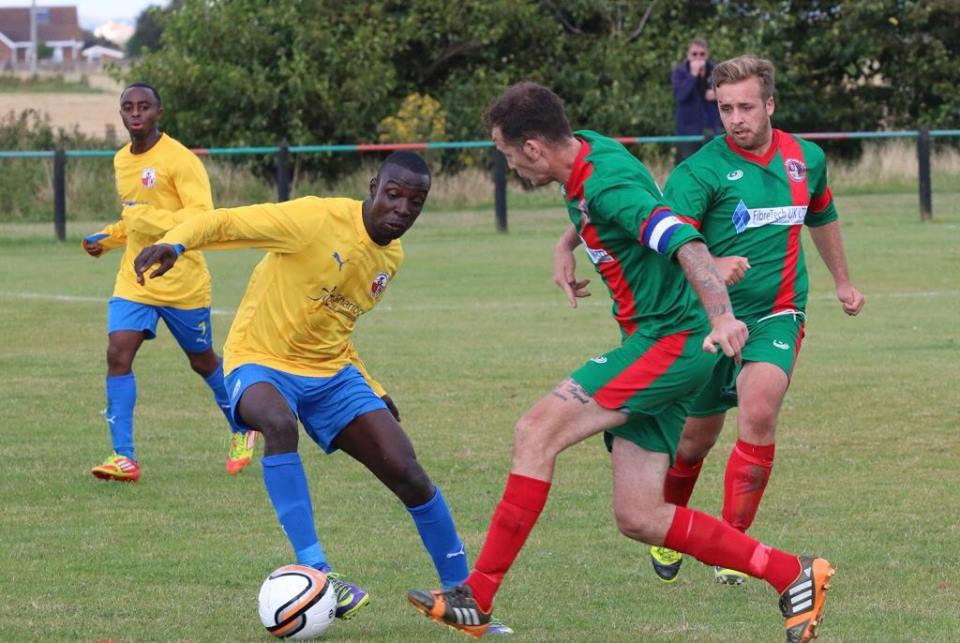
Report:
2,129,957,239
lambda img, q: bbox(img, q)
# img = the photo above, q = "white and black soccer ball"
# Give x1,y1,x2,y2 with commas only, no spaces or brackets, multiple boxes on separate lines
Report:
258,565,337,639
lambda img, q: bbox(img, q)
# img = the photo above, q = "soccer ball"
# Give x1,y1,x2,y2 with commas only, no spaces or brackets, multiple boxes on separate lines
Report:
258,564,337,639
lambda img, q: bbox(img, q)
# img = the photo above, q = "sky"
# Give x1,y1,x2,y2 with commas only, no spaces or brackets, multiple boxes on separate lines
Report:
0,0,170,30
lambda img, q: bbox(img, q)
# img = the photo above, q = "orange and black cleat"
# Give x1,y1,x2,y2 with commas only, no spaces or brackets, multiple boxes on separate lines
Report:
408,584,491,639
780,556,835,642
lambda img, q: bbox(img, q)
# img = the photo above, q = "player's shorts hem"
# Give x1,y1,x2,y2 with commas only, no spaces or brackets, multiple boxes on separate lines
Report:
686,406,731,418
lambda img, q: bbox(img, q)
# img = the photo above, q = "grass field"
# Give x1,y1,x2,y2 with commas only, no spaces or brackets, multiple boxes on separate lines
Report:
1,192,958,641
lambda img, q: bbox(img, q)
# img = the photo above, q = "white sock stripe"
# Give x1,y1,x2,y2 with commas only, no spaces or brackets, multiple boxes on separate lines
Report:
789,580,813,595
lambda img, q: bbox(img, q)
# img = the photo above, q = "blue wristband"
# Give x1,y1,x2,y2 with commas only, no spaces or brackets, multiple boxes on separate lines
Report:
172,243,185,256
84,233,109,243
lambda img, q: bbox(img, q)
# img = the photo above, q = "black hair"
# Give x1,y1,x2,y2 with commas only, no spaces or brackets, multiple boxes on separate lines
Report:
122,82,162,105
380,150,431,178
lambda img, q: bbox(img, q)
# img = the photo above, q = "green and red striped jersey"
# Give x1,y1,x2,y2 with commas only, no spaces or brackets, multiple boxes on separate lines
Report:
664,129,837,321
564,130,708,339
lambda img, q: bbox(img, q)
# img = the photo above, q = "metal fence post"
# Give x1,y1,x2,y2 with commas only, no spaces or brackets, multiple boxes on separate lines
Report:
53,149,66,241
492,148,507,232
277,141,290,202
916,128,932,221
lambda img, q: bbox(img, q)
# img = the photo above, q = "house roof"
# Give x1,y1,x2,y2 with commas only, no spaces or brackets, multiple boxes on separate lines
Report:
0,6,82,43
81,45,125,59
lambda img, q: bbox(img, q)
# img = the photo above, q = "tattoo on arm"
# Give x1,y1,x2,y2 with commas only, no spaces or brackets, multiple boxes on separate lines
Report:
551,379,592,405
676,242,732,318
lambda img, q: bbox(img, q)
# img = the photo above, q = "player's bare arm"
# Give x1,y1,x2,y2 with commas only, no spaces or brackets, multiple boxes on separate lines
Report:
713,255,751,286
133,243,180,284
676,241,748,358
552,225,591,307
808,221,865,316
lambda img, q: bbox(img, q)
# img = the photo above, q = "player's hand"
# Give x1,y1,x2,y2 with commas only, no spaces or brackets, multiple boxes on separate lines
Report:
82,233,108,257
382,395,400,422
702,314,748,360
553,243,591,308
134,243,179,284
713,256,751,286
836,283,865,316
82,239,103,257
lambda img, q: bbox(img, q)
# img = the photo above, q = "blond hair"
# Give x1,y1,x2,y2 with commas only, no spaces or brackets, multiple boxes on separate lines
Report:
712,55,775,100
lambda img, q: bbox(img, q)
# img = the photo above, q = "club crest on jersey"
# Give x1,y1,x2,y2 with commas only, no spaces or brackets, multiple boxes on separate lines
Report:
140,167,157,188
726,169,744,181
784,158,806,183
370,272,390,298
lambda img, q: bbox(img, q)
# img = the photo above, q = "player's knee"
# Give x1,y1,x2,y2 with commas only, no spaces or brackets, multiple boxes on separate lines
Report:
187,352,219,377
514,410,555,455
258,413,299,454
106,344,134,373
614,507,658,543
738,404,778,440
385,458,433,506
678,432,717,462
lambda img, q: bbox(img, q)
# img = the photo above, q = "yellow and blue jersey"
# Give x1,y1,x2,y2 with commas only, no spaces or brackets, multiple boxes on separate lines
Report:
159,197,400,391
91,133,213,308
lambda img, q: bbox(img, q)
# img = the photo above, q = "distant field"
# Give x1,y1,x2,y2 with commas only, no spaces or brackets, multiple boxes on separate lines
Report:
0,196,958,641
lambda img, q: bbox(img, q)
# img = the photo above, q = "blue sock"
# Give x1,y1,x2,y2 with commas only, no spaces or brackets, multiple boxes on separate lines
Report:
203,364,244,434
407,486,469,587
105,373,137,460
261,452,327,569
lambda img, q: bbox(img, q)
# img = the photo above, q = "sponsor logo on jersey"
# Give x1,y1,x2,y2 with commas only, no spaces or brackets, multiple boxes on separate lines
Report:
784,158,807,182
773,339,791,350
370,272,390,298
726,169,744,181
141,167,157,188
307,286,364,319
732,199,807,234
580,235,613,264
332,251,349,271
590,355,608,364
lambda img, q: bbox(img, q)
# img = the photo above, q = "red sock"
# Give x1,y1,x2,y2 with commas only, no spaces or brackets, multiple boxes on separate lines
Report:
665,505,801,594
722,439,775,531
466,473,551,612
663,453,703,506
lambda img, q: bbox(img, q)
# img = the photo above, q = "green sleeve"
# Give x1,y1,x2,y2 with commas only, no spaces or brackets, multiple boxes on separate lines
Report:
590,182,704,257
805,150,838,227
663,163,712,226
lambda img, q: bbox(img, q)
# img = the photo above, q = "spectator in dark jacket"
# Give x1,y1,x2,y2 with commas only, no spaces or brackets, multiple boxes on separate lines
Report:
672,38,723,162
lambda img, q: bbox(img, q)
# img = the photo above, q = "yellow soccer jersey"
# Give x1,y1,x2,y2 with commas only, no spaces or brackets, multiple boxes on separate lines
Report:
160,197,403,381
92,133,213,308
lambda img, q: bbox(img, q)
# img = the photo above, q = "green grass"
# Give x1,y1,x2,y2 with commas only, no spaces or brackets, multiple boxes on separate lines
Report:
0,73,106,93
0,193,958,641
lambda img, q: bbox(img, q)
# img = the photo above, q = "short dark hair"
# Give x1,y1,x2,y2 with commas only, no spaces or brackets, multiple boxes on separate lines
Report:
122,82,161,105
483,82,572,146
380,150,431,178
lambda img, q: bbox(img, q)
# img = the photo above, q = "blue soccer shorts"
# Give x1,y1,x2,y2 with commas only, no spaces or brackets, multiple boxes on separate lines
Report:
107,297,213,353
225,363,387,453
